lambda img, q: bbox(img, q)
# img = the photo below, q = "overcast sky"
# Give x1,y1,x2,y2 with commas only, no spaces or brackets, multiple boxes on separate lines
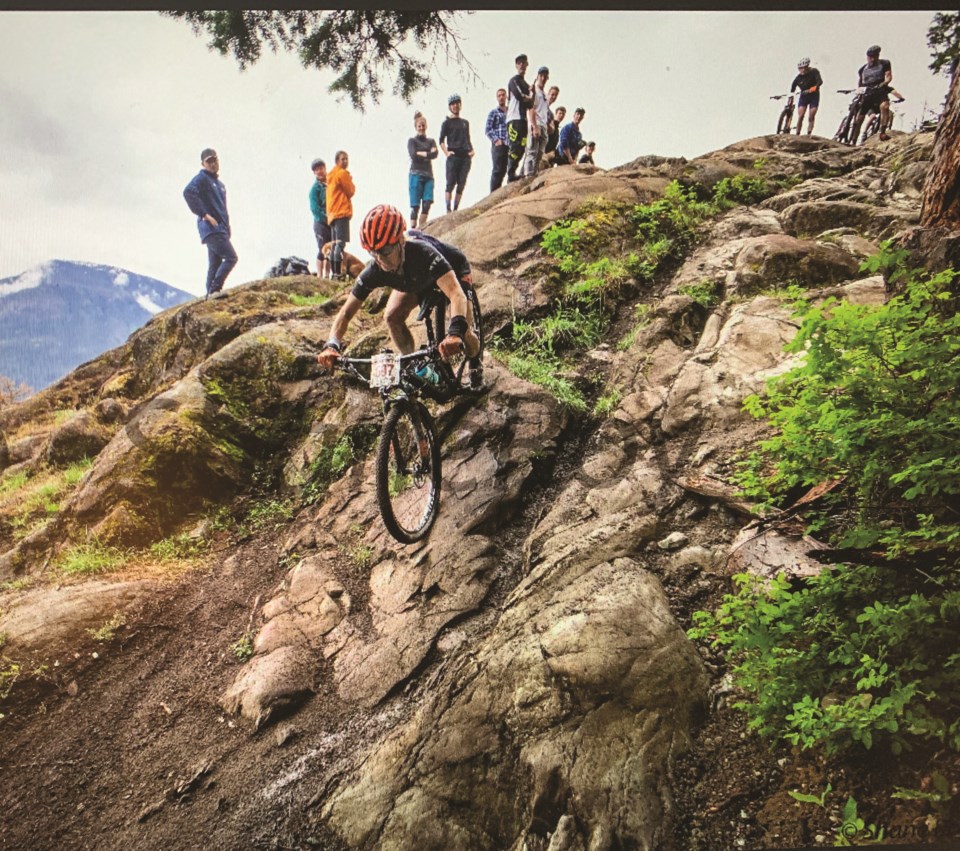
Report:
0,10,950,297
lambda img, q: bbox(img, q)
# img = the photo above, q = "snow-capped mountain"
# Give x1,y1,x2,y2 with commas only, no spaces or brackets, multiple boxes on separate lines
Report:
0,260,193,393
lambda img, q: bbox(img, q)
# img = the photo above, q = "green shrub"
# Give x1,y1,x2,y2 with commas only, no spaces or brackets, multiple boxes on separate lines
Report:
712,174,775,207
736,245,960,556
593,388,622,416
690,566,960,755
692,244,960,757
678,279,721,308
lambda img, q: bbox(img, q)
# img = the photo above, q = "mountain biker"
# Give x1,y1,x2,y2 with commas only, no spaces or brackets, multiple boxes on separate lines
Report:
790,57,823,135
854,44,893,141
317,205,483,387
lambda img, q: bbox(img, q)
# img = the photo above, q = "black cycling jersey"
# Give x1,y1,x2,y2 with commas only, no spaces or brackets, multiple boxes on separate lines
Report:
351,232,470,303
790,68,823,93
407,229,471,279
859,59,892,89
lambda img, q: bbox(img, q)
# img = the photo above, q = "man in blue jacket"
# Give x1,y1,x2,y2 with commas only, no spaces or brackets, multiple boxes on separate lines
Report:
555,108,586,166
183,148,238,298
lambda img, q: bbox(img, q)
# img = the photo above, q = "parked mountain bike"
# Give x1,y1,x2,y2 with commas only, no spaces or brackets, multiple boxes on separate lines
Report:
335,286,484,543
770,93,795,134
833,88,866,145
834,87,904,145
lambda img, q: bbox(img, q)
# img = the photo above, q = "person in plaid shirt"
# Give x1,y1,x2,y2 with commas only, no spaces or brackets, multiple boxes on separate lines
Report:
485,87,508,192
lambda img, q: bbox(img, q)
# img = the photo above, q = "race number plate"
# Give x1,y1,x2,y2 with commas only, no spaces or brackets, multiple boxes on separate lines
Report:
369,352,401,388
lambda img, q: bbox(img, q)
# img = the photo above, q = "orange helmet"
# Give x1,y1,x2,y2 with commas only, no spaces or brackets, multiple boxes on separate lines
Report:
360,205,406,252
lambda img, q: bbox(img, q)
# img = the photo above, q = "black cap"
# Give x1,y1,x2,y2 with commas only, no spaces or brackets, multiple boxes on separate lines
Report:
538,66,549,75
516,53,528,64
201,148,217,161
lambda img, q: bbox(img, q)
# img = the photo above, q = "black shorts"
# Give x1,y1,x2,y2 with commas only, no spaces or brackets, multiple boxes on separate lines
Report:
445,154,471,194
797,91,820,109
313,220,331,257
861,87,888,113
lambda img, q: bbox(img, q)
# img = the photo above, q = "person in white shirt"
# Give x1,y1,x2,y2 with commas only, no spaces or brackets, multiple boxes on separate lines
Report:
523,66,551,177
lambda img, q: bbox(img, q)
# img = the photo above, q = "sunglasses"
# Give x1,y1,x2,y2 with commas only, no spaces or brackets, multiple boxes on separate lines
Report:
371,243,401,260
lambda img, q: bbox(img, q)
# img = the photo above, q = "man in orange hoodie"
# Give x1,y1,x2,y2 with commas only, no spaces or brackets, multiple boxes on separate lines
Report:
326,150,356,280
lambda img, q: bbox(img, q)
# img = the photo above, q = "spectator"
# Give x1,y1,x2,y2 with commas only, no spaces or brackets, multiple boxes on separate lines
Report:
505,53,533,182
309,158,331,279
485,87,509,192
524,66,551,176
545,104,566,167
578,141,596,165
408,111,438,228
438,93,474,213
556,107,586,166
182,147,237,299
790,57,824,136
326,150,355,280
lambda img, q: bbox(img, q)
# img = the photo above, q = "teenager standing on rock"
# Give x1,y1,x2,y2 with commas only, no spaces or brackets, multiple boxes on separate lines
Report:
438,94,474,213
485,87,509,192
408,111,438,228
326,150,355,280
505,53,533,182
524,66,551,176
309,158,331,278
183,147,237,299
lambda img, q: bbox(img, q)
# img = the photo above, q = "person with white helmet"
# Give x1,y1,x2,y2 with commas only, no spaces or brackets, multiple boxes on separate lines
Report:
790,57,824,135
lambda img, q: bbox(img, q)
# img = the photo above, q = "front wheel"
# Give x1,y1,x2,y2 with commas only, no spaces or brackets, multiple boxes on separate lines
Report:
833,113,851,144
860,113,879,144
776,106,793,134
375,400,441,543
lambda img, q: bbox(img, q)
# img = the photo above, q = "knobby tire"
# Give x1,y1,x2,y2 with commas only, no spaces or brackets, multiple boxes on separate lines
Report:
776,107,793,135
375,400,441,544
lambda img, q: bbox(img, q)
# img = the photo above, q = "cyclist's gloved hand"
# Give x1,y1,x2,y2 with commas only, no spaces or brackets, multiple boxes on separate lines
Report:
318,340,342,370
438,335,464,360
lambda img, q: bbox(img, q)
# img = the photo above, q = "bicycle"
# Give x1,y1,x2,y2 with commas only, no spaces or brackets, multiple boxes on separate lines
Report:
770,93,795,134
859,90,905,143
334,285,484,544
834,89,866,145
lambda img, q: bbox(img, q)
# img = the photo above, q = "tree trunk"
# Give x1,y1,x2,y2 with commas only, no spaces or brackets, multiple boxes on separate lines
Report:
920,70,960,228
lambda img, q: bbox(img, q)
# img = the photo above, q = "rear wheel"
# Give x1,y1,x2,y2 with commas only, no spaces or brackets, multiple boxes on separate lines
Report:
860,113,879,144
375,400,441,543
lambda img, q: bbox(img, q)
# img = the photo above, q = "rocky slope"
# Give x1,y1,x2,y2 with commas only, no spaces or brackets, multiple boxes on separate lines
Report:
0,131,950,850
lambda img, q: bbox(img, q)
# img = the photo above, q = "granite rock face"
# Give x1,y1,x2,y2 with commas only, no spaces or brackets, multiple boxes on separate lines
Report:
0,131,934,849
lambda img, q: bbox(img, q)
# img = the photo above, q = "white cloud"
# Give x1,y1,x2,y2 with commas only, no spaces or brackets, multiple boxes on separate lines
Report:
0,262,49,298
134,292,163,314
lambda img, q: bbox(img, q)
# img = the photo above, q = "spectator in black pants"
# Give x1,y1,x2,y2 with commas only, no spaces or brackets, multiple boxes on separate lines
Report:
505,53,533,182
485,87,509,192
439,93,474,212
183,147,237,299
